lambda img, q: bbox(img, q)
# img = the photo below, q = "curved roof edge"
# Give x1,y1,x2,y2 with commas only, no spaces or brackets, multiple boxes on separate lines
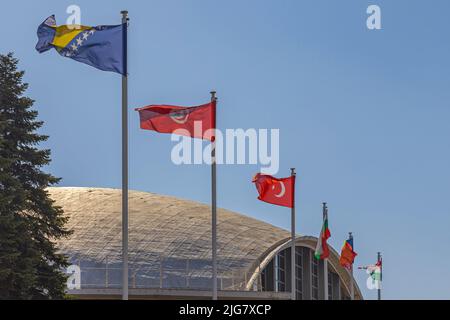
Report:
245,235,363,300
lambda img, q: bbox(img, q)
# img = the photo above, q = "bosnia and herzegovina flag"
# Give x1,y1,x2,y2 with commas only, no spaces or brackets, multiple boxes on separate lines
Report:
35,15,125,75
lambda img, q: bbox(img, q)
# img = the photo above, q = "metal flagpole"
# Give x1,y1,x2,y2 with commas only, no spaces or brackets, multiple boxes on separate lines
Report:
290,168,296,300
211,91,218,300
323,202,328,300
121,10,129,301
377,251,382,300
349,232,355,300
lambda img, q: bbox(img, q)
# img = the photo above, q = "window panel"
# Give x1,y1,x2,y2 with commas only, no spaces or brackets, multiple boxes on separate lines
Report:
295,247,303,300
276,251,286,292
311,255,319,300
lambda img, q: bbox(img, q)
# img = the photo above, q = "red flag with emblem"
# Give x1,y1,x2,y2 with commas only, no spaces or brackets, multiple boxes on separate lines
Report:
252,173,295,208
136,101,216,141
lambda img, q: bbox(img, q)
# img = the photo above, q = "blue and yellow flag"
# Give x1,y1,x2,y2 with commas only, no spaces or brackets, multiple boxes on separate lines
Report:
36,15,125,75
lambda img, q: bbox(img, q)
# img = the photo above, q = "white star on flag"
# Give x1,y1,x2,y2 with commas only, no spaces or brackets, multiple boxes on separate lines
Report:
71,43,78,51
82,32,89,40
45,16,56,27
76,38,83,46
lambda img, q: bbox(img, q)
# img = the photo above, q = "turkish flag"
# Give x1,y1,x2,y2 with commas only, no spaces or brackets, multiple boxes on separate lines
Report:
136,101,216,141
252,173,295,208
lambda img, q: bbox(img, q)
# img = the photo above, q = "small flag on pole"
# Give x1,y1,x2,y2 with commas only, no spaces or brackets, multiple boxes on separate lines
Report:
35,15,125,75
136,102,216,141
252,173,295,208
359,260,382,290
339,237,357,270
314,207,331,260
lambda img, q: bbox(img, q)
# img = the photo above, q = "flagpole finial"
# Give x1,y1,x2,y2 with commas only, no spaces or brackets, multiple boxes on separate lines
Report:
322,202,328,217
121,11,129,24
210,90,216,100
290,168,296,176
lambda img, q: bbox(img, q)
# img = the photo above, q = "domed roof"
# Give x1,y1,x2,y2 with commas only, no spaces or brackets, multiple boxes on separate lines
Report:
49,187,363,299
49,187,290,289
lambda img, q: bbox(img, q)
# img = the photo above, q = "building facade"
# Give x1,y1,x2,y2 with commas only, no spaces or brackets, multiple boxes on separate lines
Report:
48,187,362,300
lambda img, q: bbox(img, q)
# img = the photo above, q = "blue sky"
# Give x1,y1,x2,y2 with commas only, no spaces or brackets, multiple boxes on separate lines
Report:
2,0,450,299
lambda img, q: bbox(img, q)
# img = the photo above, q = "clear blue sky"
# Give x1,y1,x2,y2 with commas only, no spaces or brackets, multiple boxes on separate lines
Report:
2,0,450,299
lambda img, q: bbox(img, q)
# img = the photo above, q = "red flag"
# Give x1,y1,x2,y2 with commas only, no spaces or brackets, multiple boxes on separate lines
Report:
136,101,216,141
314,208,331,260
252,173,295,208
376,259,382,267
339,238,357,270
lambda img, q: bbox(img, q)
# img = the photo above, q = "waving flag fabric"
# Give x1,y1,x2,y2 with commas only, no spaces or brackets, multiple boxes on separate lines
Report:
314,209,331,260
35,15,125,75
136,102,216,141
252,173,295,208
359,260,382,290
339,237,357,269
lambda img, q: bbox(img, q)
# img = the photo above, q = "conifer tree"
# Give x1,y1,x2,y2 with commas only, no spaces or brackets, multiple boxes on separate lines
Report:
0,53,72,299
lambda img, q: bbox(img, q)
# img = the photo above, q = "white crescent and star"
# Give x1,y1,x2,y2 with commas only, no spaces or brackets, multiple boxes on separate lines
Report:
272,181,286,198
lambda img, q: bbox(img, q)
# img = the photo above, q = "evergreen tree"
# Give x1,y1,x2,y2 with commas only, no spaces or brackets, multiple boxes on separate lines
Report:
0,53,72,299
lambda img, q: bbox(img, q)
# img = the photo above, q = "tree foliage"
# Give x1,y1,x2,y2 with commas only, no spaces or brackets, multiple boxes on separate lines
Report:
0,53,72,299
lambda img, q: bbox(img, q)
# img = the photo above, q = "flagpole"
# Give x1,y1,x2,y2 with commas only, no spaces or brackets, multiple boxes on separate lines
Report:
211,91,218,300
349,232,355,300
377,251,382,300
290,168,296,300
121,10,129,301
323,202,328,300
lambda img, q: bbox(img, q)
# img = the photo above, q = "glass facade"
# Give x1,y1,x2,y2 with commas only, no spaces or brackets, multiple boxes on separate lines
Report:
328,270,333,300
295,247,303,300
276,250,286,292
311,255,319,300
260,246,345,300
